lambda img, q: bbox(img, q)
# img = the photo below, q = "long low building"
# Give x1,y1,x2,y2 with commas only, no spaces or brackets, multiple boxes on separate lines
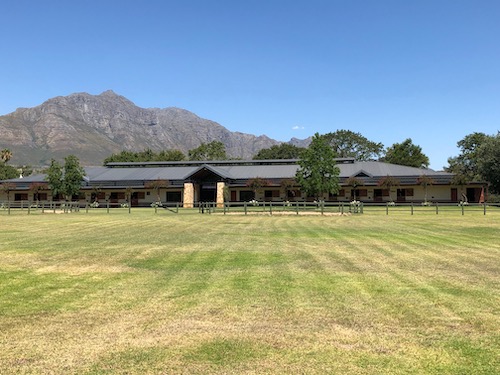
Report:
0,159,487,207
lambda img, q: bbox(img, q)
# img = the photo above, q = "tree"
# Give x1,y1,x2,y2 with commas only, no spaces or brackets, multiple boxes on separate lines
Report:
295,133,340,200
45,156,85,201
475,133,500,194
417,175,434,203
45,159,64,199
145,179,169,203
383,138,430,168
103,149,186,164
321,130,384,161
63,155,85,200
246,177,271,199
188,141,227,161
0,148,18,180
29,182,48,202
280,178,297,200
345,176,363,201
155,150,186,161
445,132,489,182
377,175,400,203
253,144,305,160
0,182,15,204
0,164,18,180
1,148,13,163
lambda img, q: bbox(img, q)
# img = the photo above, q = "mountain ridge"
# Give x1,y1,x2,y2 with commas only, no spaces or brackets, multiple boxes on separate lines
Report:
0,91,310,166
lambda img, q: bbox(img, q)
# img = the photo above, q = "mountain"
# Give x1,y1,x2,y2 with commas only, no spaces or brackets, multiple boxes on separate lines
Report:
0,90,307,166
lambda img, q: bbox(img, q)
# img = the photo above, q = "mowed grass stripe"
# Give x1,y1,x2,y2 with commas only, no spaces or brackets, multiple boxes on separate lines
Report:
0,210,499,374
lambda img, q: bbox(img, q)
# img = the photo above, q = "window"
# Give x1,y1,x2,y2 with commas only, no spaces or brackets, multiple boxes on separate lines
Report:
14,193,28,201
264,190,280,198
166,191,182,202
239,190,254,201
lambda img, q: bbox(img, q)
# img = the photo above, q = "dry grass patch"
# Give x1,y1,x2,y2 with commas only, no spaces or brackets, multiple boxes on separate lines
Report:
0,209,499,374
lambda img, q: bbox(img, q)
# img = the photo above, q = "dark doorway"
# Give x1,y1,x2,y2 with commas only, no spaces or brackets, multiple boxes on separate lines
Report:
466,188,481,203
200,188,216,202
397,188,406,202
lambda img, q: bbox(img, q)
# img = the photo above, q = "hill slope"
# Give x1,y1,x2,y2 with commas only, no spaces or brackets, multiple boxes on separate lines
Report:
0,90,296,166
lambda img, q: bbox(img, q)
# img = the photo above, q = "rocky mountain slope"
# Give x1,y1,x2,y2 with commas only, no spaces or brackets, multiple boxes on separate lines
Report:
0,91,307,166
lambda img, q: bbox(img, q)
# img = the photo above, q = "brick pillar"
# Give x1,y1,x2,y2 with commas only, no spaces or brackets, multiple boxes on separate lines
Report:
183,182,194,208
216,182,225,208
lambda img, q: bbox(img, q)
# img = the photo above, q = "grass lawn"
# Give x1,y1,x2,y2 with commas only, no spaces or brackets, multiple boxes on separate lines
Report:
0,208,499,374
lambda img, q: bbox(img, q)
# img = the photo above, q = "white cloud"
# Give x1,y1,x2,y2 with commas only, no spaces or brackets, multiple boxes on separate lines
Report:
292,125,305,130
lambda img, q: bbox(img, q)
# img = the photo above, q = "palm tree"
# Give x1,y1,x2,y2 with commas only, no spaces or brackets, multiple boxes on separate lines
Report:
377,175,400,203
1,149,12,164
417,175,435,204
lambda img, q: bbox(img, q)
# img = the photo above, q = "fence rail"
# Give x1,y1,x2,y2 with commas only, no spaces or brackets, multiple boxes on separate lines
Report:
2,200,498,216
0,200,180,215
199,201,499,216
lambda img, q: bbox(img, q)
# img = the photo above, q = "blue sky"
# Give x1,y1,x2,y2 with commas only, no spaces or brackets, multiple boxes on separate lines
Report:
1,0,499,169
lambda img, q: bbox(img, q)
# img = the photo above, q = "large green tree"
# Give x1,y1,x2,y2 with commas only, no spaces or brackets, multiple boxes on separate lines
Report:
0,148,18,180
295,133,340,199
321,130,384,161
445,132,489,182
45,155,85,200
383,138,430,168
475,133,500,194
253,144,305,160
45,159,64,198
188,141,227,161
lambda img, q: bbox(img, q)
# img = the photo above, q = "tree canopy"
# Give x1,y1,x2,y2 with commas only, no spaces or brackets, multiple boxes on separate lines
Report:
45,155,85,200
103,149,186,164
445,132,488,182
0,148,18,180
383,138,430,168
475,133,500,194
188,141,227,161
1,148,13,163
253,144,305,160
295,133,340,199
321,130,384,161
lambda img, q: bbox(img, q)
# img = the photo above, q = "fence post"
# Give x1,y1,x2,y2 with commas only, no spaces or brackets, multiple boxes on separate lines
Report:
321,201,324,215
341,202,344,215
270,201,273,215
484,203,486,215
436,202,439,215
386,203,389,215
296,201,299,215
244,202,247,215
461,203,464,215
28,202,31,215
42,201,45,214
360,202,364,214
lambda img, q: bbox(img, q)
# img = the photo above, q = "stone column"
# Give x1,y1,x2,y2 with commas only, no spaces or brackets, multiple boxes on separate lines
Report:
216,182,225,208
183,182,194,208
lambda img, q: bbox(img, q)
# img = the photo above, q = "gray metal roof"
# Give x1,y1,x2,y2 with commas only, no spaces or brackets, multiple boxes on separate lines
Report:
2,160,456,187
